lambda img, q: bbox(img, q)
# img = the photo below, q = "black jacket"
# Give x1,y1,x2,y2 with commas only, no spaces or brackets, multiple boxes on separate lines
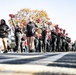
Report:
0,24,10,38
15,26,22,36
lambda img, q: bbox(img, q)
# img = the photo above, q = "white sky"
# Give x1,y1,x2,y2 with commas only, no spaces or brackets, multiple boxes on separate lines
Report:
0,0,76,42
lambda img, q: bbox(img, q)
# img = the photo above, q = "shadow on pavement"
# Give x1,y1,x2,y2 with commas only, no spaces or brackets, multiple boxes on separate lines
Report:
34,72,71,75
0,54,58,64
47,53,76,68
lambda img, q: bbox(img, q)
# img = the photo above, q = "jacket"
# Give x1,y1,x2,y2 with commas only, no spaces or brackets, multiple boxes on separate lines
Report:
0,24,10,38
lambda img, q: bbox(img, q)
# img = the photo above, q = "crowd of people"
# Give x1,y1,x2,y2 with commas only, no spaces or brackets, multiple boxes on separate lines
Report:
0,18,74,53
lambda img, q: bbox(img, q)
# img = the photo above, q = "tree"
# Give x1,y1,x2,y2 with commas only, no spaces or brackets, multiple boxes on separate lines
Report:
9,8,50,27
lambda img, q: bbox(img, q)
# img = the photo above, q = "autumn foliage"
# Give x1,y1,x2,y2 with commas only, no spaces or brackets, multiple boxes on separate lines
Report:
9,8,50,27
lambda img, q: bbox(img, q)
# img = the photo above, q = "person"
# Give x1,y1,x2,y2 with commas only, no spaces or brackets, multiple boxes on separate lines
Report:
0,19,10,53
21,34,28,52
25,19,38,52
14,24,22,52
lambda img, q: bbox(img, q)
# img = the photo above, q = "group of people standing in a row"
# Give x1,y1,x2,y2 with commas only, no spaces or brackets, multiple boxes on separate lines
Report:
11,18,72,53
14,18,38,53
0,18,38,53
0,18,72,53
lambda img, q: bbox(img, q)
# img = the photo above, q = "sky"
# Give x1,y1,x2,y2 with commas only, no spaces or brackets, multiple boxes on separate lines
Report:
0,0,76,42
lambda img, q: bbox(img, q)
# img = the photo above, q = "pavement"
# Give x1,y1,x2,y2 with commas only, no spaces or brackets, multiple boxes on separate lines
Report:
0,52,76,75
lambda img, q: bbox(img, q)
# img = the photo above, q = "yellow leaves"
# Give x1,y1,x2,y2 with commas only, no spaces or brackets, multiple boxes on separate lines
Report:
47,17,50,20
22,17,27,22
20,8,31,13
8,8,51,26
40,10,48,17
8,20,13,25
14,19,18,23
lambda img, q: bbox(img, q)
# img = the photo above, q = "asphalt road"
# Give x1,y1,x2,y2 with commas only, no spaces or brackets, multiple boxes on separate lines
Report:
0,52,76,75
